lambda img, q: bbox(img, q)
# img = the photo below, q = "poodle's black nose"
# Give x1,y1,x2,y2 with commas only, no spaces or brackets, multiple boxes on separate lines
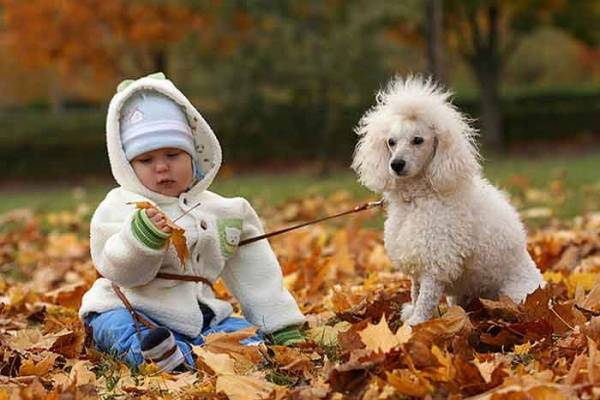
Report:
390,159,406,174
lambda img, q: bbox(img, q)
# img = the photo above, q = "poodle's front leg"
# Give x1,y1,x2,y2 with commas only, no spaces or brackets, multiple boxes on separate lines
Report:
401,277,420,321
406,275,444,326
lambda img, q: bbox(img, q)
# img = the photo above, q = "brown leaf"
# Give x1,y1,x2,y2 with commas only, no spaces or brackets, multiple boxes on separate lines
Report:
580,282,600,312
202,327,261,362
411,306,472,346
479,296,522,322
581,316,600,342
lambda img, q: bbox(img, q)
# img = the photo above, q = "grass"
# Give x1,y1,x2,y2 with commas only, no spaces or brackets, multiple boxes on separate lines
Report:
0,152,598,222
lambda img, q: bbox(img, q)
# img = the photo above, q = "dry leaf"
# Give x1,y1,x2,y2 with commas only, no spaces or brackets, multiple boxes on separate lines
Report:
216,374,276,400
307,321,351,346
19,352,58,376
8,328,72,352
359,315,404,353
193,347,236,375
202,327,261,362
385,369,433,397
411,306,472,346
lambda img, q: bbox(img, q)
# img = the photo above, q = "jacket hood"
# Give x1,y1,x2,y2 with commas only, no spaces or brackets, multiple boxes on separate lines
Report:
106,73,222,203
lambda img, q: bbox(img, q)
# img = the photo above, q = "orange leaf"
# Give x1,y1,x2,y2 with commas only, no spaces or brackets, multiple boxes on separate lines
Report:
19,352,59,376
128,201,154,209
169,227,189,266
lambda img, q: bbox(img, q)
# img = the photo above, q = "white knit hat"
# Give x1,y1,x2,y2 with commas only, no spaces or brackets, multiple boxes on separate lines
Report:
120,90,195,161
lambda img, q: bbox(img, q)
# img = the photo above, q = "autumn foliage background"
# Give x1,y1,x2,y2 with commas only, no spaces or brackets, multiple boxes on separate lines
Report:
0,1,599,399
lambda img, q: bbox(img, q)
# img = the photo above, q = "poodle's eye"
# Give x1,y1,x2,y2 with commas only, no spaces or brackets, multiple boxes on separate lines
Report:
412,136,424,145
387,138,397,147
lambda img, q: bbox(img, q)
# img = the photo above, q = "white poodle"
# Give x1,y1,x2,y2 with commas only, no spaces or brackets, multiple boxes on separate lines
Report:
352,76,544,326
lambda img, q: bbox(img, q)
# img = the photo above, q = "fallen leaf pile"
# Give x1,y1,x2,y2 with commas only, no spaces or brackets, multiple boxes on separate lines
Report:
0,191,599,399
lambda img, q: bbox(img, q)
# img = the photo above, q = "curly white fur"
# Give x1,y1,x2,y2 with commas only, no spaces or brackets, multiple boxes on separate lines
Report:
352,76,544,325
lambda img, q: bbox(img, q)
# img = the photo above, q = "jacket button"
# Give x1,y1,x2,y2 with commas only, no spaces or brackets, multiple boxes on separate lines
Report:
183,198,188,205
200,220,207,230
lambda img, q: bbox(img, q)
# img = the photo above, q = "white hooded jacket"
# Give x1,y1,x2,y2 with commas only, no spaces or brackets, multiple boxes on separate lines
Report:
79,74,305,337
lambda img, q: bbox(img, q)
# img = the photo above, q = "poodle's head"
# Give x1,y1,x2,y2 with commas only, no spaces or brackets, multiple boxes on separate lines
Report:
352,76,481,194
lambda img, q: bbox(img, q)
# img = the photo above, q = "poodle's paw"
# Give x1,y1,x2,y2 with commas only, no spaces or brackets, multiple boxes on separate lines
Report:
401,303,414,321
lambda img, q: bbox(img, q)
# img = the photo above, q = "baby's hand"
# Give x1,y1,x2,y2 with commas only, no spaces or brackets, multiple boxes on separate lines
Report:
145,207,172,234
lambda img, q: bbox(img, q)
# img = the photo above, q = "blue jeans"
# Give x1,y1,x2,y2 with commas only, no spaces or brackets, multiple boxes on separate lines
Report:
85,308,263,368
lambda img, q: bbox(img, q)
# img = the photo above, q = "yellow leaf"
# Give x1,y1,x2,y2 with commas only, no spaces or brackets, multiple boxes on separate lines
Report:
395,322,412,345
359,315,404,353
8,328,71,352
568,273,598,296
216,374,276,400
193,347,236,375
514,342,531,355
543,271,564,285
307,321,351,346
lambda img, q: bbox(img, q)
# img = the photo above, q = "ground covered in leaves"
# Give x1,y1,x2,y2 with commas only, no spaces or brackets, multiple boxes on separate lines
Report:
1,191,599,399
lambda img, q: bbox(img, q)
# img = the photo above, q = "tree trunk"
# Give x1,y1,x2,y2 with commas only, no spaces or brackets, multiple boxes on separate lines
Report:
467,3,504,152
472,58,503,151
153,49,168,74
425,0,446,84
49,73,65,114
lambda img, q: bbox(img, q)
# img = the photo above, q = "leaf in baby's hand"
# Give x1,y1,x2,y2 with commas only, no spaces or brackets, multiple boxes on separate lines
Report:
169,225,189,266
129,201,189,267
127,201,154,209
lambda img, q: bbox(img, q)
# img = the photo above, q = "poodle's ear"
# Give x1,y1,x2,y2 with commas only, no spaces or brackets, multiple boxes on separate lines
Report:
427,124,480,193
351,117,390,193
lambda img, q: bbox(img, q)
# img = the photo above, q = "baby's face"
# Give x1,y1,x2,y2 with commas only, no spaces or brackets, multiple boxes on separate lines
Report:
131,148,193,197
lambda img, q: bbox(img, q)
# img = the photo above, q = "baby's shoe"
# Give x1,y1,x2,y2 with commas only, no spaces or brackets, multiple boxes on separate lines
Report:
141,327,185,372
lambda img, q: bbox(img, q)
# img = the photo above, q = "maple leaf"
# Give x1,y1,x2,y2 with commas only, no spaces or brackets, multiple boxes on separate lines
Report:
358,315,410,354
129,201,189,266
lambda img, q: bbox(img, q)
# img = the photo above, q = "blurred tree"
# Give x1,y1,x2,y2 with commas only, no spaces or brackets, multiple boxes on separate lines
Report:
186,0,407,173
425,0,446,84
0,0,198,110
443,0,598,150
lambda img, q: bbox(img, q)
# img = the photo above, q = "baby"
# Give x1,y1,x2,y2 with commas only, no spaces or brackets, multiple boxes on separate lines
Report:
79,73,305,372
